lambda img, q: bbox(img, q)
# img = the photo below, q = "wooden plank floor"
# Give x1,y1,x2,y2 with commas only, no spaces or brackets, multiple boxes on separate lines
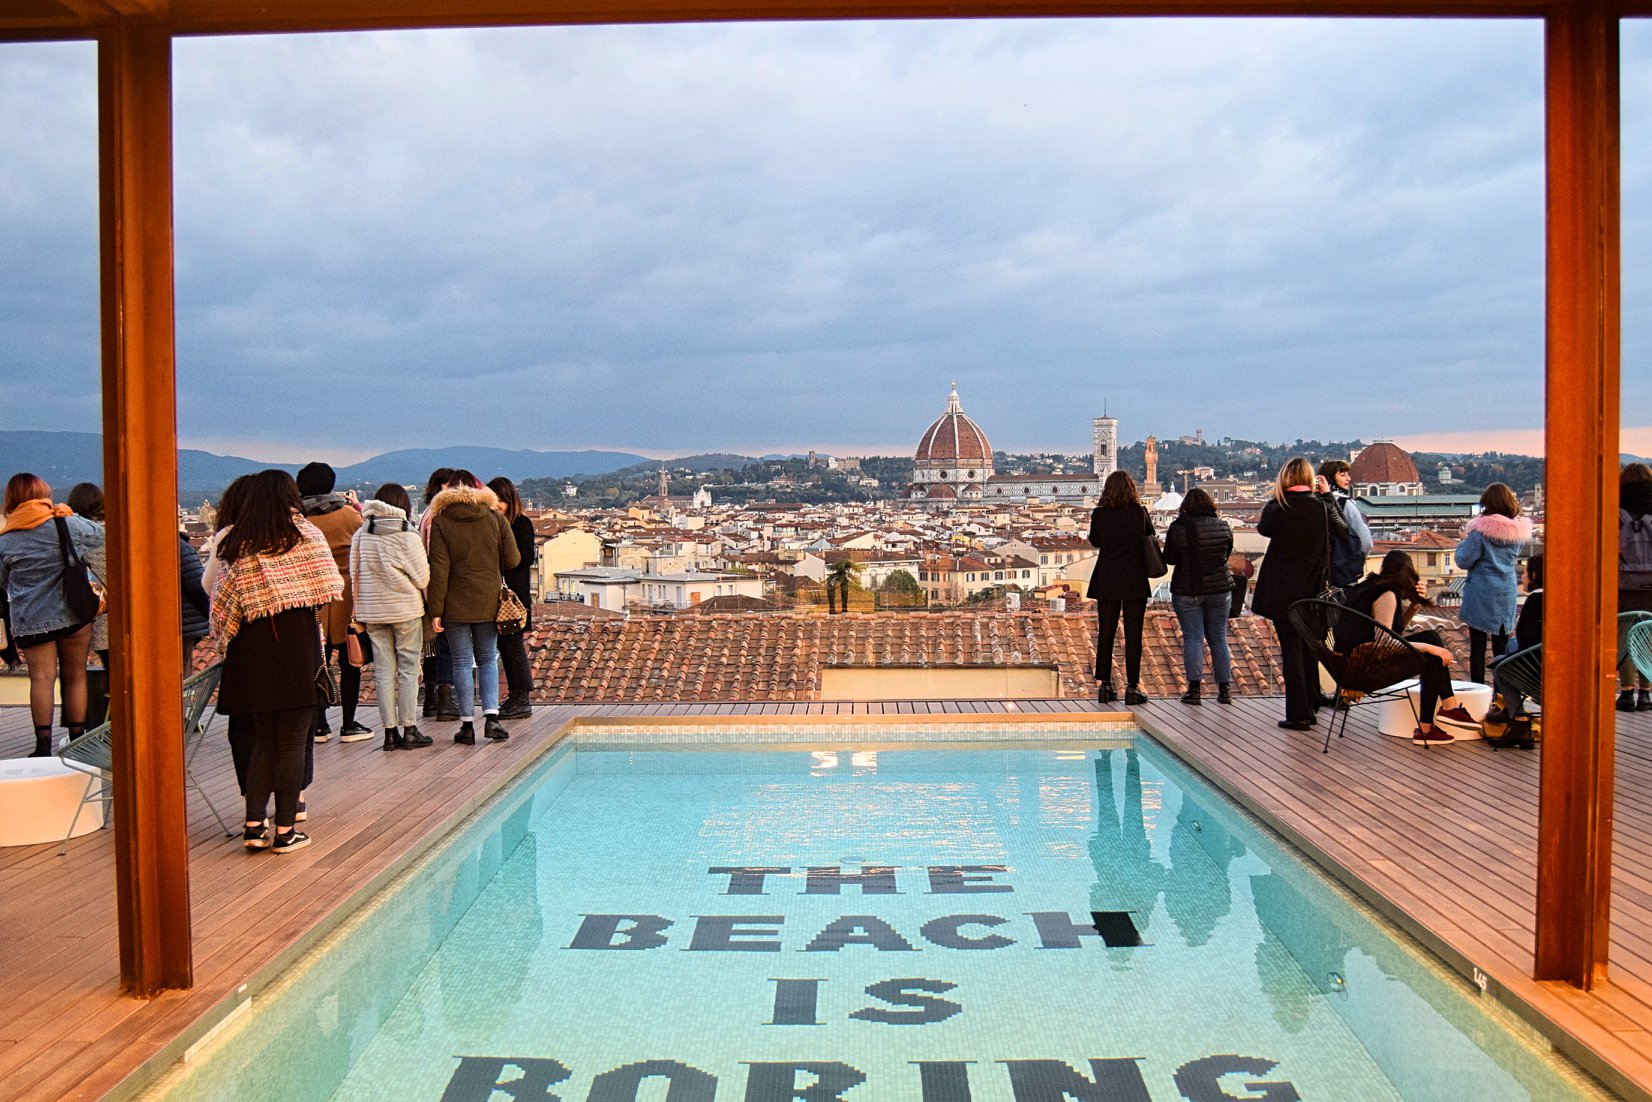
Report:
0,696,1102,1102
1131,694,1652,1102
4,695,1652,1100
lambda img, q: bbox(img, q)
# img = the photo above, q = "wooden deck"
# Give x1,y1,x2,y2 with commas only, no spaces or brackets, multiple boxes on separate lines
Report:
1,695,1651,1100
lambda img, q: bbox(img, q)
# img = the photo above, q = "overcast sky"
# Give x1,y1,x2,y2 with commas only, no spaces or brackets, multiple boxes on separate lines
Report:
4,19,1652,464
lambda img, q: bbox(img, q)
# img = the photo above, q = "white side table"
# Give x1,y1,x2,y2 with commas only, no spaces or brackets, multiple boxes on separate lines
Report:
0,758,103,847
1376,679,1494,740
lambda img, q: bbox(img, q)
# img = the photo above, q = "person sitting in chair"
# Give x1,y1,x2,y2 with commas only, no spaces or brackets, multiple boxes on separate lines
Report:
1485,552,1543,730
1341,550,1479,743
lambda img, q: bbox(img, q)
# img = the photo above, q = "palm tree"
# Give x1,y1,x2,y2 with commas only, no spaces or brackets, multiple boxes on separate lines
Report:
825,558,861,615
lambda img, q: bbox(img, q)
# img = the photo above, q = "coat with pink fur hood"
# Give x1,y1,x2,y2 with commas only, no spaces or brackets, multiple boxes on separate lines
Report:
1454,512,1533,635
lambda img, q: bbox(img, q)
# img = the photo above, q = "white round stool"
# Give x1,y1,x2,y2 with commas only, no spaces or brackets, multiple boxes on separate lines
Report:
0,758,104,847
1376,679,1495,740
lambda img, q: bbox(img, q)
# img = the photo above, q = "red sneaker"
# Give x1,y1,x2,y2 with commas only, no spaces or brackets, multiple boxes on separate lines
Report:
1434,706,1481,736
1412,726,1456,744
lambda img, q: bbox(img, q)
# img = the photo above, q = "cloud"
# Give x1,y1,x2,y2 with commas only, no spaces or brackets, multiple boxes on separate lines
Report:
2,19,1647,458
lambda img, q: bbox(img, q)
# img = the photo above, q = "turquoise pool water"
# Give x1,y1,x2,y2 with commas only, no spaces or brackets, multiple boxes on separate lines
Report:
148,729,1608,1101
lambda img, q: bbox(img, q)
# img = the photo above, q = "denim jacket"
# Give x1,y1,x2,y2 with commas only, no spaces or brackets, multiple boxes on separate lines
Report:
0,515,105,637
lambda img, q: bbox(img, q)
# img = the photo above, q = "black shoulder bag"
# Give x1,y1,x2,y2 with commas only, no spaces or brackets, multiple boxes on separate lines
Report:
54,517,104,624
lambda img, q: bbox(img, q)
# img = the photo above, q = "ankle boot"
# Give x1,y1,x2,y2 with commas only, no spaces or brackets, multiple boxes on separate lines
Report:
454,721,476,746
1639,689,1652,712
1097,683,1117,704
1217,682,1233,704
1617,689,1637,712
1180,681,1201,705
497,693,533,720
401,724,433,748
31,726,53,757
383,727,403,752
1124,686,1149,706
435,684,460,721
484,715,510,741
421,687,437,718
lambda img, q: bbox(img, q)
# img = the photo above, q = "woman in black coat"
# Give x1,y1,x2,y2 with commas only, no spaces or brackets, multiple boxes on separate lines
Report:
1162,488,1234,705
1251,457,1349,730
1087,470,1160,704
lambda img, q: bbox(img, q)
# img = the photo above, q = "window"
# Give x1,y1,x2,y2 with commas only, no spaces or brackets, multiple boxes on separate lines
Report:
967,573,976,582
994,571,1004,581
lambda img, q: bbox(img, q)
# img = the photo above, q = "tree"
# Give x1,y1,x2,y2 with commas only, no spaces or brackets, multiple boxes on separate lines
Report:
825,559,861,614
877,569,924,608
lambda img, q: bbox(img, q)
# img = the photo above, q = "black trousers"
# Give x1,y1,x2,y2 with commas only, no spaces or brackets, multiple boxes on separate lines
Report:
312,642,363,730
244,706,314,829
230,712,313,796
1467,628,1507,685
498,628,532,698
1095,598,1147,688
1407,629,1454,724
1271,616,1319,724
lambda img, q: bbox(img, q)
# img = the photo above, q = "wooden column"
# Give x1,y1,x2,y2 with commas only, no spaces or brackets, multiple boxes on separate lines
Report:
99,19,192,996
1537,0,1619,988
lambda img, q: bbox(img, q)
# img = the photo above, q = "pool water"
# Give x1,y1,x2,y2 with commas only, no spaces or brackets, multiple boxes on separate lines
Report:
149,731,1609,1101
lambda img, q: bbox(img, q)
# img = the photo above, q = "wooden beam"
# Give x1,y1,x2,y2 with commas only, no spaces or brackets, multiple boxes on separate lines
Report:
0,0,1558,42
98,18,192,997
1537,0,1618,989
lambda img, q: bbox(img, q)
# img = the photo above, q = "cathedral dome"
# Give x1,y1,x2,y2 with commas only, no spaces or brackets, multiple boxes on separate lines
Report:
1350,441,1421,486
915,383,992,466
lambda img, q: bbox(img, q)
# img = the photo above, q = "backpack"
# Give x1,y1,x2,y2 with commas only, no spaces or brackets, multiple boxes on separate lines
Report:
1622,509,1652,591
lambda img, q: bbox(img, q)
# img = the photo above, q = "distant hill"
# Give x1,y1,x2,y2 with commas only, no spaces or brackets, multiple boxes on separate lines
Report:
0,432,651,498
338,447,649,487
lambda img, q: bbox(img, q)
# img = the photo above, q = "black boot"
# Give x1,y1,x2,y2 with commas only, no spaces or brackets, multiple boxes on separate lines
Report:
31,725,53,757
435,684,460,721
401,724,433,748
421,687,437,718
454,721,476,746
1180,681,1201,706
383,727,403,752
484,715,510,741
1097,683,1117,704
1617,689,1637,712
497,693,533,720
1217,682,1233,704
1639,689,1652,712
1124,686,1149,706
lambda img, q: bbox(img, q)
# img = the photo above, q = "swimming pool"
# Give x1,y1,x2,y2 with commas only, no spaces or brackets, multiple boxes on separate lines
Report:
142,723,1610,1101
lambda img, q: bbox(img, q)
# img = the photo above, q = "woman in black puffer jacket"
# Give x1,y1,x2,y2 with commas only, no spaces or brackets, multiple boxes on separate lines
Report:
1087,470,1159,705
1163,488,1234,705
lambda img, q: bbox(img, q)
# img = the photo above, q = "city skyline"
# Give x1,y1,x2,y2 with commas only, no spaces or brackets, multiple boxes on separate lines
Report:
6,21,1652,461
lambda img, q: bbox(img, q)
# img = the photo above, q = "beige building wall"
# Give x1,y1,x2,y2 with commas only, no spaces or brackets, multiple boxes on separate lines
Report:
820,665,1060,700
534,529,604,601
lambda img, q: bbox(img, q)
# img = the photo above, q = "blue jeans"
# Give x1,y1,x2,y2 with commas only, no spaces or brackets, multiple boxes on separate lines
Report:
1172,592,1232,684
445,620,500,718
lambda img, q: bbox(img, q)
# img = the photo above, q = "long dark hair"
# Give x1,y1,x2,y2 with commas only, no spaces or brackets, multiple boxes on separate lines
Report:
219,470,305,563
215,475,252,533
1099,470,1139,509
67,482,104,521
1178,487,1216,519
488,476,522,521
1375,549,1432,607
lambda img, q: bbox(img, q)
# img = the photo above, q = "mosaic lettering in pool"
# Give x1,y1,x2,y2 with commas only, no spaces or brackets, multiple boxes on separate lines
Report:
335,745,1597,1101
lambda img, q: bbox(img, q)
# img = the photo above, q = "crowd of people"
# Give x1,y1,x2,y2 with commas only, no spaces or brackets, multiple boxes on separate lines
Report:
0,464,535,855
1086,457,1652,745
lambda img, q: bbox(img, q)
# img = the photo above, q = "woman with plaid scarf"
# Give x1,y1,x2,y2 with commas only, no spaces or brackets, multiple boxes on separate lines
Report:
206,470,343,855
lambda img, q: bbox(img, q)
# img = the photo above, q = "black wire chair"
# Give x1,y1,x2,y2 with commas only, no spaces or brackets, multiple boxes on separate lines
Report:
1498,610,1652,719
1288,599,1433,753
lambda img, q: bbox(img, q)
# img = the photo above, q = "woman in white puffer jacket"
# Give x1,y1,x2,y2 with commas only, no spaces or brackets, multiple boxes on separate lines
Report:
350,484,431,751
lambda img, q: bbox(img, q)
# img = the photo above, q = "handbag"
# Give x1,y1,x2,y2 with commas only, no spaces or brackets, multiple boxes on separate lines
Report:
315,659,339,706
1141,513,1168,578
54,517,105,624
496,581,528,635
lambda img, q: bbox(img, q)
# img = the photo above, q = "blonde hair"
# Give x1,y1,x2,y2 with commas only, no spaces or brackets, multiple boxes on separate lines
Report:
1272,458,1316,506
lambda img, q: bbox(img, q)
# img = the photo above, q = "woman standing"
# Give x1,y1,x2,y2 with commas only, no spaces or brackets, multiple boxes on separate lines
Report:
0,474,103,757
419,468,457,721
1251,458,1349,731
487,476,536,720
1619,462,1652,710
351,483,432,750
426,471,520,744
1454,483,1532,685
1342,550,1479,742
1163,488,1234,705
295,462,367,742
205,470,342,853
1086,470,1158,705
